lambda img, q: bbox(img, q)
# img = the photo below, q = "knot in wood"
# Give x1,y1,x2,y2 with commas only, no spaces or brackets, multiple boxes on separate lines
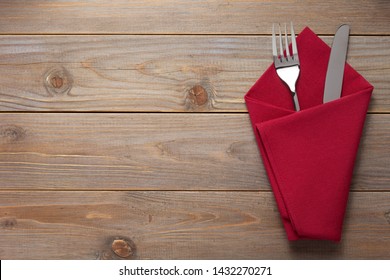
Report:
1,217,17,229
385,211,390,224
188,85,208,106
111,239,134,258
0,125,26,143
44,66,73,96
50,76,64,89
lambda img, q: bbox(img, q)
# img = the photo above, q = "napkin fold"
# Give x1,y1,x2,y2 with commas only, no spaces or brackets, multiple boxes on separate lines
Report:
245,27,373,241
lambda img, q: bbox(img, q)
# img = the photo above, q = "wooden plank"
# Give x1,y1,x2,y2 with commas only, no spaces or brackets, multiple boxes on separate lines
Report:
0,1,389,35
0,35,388,112
0,113,388,191
0,191,389,259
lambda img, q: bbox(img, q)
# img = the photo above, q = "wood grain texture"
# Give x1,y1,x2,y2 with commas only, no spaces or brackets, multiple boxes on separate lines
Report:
0,113,388,191
0,35,389,112
0,191,389,260
0,0,389,262
0,0,389,35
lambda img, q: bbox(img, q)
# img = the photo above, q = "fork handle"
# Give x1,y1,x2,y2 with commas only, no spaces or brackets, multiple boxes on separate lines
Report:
292,92,300,111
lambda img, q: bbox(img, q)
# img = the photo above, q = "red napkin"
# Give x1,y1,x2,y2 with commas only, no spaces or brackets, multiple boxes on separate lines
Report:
245,27,373,241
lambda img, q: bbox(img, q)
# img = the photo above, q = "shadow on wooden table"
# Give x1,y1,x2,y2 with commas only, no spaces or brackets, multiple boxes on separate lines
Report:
288,240,343,259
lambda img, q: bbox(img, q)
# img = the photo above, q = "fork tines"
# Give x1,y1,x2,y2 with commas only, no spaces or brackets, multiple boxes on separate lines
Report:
272,22,299,67
272,22,301,111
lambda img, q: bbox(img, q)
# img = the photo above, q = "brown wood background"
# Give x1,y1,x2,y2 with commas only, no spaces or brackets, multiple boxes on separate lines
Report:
0,0,389,259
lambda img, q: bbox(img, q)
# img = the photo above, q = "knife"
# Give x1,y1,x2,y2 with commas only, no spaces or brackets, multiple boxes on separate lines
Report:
323,24,350,103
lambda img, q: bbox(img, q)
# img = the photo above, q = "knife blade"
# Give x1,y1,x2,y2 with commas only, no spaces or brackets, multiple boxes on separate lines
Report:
323,24,350,103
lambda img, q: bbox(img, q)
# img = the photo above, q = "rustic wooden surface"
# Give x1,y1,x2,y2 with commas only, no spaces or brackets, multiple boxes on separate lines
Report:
1,191,389,260
0,0,389,259
0,0,389,35
0,114,389,191
0,35,389,112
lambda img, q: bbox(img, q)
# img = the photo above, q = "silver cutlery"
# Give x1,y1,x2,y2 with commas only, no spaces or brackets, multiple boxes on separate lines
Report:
323,24,350,103
272,22,300,111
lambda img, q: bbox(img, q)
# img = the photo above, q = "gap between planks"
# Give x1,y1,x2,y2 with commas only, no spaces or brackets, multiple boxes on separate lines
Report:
0,111,388,114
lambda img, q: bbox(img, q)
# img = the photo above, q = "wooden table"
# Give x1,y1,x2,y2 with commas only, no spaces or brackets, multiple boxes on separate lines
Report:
0,0,389,260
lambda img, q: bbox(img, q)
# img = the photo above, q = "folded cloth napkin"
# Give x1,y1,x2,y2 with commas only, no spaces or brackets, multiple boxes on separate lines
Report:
245,27,373,241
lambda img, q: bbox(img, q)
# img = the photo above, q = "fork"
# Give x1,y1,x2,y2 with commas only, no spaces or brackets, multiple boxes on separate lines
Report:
272,22,300,111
